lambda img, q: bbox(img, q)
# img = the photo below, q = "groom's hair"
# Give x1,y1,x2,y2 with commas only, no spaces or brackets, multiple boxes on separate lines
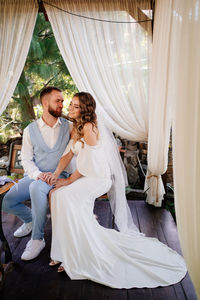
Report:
40,86,62,103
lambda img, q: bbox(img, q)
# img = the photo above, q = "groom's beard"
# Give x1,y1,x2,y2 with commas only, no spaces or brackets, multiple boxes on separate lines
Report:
48,105,62,118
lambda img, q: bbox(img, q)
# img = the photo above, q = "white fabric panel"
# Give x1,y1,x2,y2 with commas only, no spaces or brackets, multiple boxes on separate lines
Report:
45,0,166,206
171,0,200,298
0,0,37,115
145,0,173,206
44,0,152,141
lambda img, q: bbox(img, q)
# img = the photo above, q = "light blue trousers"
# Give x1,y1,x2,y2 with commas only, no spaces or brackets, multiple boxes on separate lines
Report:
2,173,68,240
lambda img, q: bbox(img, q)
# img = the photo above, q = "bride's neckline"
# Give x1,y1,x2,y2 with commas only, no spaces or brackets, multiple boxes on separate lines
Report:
71,137,100,148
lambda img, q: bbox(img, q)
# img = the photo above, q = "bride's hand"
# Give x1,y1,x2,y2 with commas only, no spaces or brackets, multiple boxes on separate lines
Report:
47,173,58,186
41,173,57,185
54,178,71,188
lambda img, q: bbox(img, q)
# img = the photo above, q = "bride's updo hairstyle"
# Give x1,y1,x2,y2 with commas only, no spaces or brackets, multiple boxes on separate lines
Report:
69,92,97,143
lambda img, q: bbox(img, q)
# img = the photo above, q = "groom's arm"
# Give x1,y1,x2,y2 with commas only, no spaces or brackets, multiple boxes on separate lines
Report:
21,126,42,180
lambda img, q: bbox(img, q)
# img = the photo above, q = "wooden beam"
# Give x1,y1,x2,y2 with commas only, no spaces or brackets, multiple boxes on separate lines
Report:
151,0,155,35
128,7,152,34
38,0,49,21
38,0,152,33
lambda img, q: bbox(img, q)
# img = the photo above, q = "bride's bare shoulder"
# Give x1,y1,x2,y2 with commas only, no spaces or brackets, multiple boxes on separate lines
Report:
83,123,99,146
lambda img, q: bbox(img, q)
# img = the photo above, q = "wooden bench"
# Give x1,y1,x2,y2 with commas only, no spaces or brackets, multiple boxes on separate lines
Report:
0,182,16,278
0,142,23,259
0,143,23,176
0,143,23,285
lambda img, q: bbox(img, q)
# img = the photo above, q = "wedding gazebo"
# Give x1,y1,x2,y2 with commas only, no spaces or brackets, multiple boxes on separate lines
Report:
0,0,200,298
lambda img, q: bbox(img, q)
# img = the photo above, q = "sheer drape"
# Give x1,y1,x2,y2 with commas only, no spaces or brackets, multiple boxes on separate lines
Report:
0,0,37,115
44,0,169,207
44,0,152,141
171,0,200,298
44,0,154,232
144,0,172,206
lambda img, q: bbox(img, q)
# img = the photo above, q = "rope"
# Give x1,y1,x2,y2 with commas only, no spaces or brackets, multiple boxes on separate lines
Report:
42,1,152,24
136,153,146,177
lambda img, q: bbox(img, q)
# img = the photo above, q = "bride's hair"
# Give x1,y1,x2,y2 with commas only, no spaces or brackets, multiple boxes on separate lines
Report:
68,92,97,142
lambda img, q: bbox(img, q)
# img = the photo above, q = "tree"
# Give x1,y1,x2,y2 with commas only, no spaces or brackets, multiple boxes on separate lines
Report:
0,13,77,143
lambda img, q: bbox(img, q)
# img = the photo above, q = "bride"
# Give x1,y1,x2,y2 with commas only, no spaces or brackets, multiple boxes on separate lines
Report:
45,92,187,289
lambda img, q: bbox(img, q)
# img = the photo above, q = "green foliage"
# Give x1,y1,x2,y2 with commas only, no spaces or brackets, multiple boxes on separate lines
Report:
0,13,78,144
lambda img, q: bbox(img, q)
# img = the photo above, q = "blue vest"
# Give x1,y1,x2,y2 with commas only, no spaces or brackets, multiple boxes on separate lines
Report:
28,118,70,173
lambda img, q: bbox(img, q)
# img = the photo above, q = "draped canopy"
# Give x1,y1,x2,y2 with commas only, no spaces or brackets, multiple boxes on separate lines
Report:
0,0,200,297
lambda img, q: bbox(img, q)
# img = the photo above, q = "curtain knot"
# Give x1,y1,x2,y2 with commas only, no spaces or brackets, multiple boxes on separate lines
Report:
147,174,158,179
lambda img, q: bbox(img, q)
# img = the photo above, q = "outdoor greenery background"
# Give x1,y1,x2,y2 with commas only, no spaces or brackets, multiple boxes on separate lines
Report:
0,13,78,144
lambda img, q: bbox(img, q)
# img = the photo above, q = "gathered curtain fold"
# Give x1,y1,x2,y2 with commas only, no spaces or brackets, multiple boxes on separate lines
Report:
144,0,173,206
170,0,200,298
43,0,155,235
43,0,152,141
0,0,38,115
146,0,200,296
44,0,167,207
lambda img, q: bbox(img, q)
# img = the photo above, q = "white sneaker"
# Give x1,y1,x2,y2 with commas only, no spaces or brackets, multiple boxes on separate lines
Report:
21,239,45,260
14,222,32,238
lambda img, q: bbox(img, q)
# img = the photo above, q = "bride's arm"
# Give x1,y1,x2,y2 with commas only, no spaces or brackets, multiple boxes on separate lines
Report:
53,150,74,179
54,169,82,188
44,150,74,185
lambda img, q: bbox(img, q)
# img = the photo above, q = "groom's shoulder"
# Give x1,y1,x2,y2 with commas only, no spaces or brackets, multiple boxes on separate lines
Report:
25,119,37,131
60,117,69,127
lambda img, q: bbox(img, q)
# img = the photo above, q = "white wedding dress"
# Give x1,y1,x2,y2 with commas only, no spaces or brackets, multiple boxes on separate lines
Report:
50,138,187,289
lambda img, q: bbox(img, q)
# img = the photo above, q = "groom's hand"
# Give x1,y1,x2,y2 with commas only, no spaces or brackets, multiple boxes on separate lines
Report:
37,172,57,185
37,172,51,181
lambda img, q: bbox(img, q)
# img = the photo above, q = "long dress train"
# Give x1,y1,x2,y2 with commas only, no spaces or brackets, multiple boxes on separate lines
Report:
50,139,187,289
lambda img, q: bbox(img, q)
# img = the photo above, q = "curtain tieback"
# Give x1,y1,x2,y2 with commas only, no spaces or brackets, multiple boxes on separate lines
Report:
147,175,158,179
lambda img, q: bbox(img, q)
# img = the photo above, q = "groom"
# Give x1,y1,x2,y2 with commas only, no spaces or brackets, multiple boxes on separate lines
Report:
2,86,75,260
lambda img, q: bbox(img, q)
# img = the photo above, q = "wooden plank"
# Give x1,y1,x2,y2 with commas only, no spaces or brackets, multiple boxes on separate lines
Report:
1,200,196,300
1,207,31,260
135,201,160,237
81,280,127,300
1,215,23,262
180,273,198,300
94,200,112,228
135,201,178,300
153,208,198,300
0,183,15,195
3,216,84,300
153,208,182,253
128,288,153,300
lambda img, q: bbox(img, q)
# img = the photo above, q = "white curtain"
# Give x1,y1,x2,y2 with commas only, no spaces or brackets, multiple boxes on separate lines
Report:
144,0,173,206
44,0,152,141
0,0,38,115
44,0,168,207
171,0,200,298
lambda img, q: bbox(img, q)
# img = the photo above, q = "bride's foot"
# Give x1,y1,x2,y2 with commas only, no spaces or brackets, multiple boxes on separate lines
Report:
57,264,65,273
49,260,60,266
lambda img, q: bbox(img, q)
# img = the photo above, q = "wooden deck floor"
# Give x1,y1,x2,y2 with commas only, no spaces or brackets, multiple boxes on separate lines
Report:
0,200,197,300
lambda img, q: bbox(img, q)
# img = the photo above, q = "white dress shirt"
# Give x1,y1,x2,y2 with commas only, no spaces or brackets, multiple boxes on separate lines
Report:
21,118,75,180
